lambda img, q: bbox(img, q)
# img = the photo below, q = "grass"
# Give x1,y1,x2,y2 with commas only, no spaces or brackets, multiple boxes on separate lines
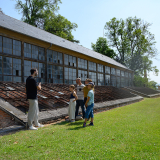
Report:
0,98,160,160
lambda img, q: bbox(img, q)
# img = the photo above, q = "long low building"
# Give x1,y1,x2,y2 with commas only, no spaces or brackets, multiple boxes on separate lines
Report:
0,13,133,87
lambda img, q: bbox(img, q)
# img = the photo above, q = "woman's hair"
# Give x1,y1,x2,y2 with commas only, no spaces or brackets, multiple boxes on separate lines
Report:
86,78,92,82
70,85,75,90
90,85,95,89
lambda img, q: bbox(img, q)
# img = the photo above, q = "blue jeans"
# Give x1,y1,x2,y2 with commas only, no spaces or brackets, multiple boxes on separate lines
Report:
85,103,94,119
75,100,86,118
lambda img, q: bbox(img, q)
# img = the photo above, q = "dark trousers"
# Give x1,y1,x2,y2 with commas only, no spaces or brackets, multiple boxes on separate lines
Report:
75,100,85,119
84,97,91,119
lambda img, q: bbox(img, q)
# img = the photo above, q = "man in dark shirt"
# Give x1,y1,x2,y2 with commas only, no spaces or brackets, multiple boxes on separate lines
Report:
26,68,43,130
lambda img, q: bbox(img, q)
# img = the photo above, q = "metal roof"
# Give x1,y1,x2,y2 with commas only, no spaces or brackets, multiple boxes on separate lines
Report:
0,13,130,70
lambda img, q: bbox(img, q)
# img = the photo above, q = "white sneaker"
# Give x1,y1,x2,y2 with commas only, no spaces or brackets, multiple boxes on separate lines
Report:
36,123,44,128
29,126,38,130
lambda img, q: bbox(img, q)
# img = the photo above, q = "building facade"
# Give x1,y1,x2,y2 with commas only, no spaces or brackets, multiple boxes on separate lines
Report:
0,13,133,87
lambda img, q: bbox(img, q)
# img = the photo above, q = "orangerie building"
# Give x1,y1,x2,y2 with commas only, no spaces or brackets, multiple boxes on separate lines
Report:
0,13,133,87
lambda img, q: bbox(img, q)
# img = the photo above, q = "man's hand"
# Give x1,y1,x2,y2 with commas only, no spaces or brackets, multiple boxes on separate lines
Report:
85,103,88,107
37,82,41,90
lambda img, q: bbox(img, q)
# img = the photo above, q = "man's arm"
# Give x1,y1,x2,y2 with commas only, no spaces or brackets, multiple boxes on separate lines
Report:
85,96,90,107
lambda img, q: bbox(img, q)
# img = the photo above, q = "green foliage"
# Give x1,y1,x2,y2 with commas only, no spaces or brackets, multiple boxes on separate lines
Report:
133,75,158,90
44,13,79,43
15,0,61,26
0,98,160,159
15,0,79,43
104,17,158,76
91,37,116,58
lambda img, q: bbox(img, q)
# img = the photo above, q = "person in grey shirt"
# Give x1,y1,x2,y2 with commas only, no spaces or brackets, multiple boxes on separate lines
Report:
75,78,86,119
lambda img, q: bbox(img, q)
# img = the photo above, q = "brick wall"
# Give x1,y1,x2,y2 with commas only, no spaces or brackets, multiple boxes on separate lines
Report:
0,109,16,129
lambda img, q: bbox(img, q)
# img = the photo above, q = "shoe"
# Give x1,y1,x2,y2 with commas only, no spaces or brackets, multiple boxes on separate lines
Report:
29,126,38,130
65,119,70,122
83,122,86,127
35,123,44,128
89,122,94,126
71,120,75,123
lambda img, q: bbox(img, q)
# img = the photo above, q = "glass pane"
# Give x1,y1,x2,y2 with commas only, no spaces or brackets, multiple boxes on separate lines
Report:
105,75,110,86
64,54,68,65
13,77,21,82
13,40,21,56
111,68,116,75
13,58,21,76
98,73,104,86
32,45,38,59
0,36,2,52
3,37,12,54
24,60,31,77
105,66,110,74
47,50,52,62
98,64,103,73
0,56,2,74
111,75,116,87
4,76,12,82
24,43,31,58
39,47,45,61
116,69,120,76
3,57,12,75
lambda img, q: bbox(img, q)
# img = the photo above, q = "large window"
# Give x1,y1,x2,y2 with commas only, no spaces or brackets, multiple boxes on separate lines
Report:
32,45,38,59
78,58,87,69
3,57,12,76
98,64,103,73
2,57,21,82
13,40,21,56
13,58,21,82
129,79,132,86
39,47,45,61
121,71,125,77
111,75,116,87
24,60,45,83
47,49,63,64
111,68,116,75
129,73,132,79
105,75,110,86
116,69,120,76
89,72,97,85
47,65,63,84
24,43,31,58
125,71,128,78
121,77,125,87
24,43,45,61
98,73,104,86
89,61,96,71
117,77,120,88
0,36,2,52
78,70,87,84
53,51,63,64
64,67,76,84
64,54,76,67
105,66,110,74
3,37,12,55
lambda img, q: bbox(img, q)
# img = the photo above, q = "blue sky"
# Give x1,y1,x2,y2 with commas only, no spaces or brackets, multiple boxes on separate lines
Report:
1,0,160,84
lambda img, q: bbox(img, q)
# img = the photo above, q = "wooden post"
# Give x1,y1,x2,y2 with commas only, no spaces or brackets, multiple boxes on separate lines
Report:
21,41,24,83
45,48,47,83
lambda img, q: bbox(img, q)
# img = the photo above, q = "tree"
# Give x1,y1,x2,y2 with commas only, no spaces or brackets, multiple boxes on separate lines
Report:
91,37,116,58
44,13,79,43
104,17,159,79
15,0,79,43
104,17,157,66
15,0,61,27
0,8,4,14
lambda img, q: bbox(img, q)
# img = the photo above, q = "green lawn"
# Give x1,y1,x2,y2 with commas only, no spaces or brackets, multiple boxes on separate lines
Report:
0,98,160,160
